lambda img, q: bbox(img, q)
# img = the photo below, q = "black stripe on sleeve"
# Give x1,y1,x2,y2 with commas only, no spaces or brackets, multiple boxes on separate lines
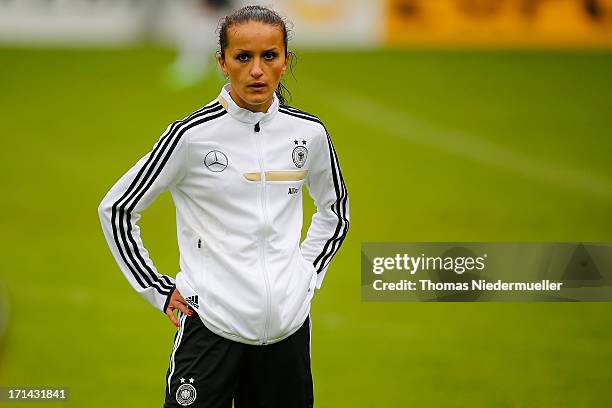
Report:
278,107,349,273
110,103,225,296
317,131,349,271
121,106,225,290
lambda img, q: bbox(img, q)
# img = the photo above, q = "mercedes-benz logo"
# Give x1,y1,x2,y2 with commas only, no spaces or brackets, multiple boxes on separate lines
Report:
204,150,228,172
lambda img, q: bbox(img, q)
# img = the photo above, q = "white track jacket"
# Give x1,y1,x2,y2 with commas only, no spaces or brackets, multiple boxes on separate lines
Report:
98,84,349,345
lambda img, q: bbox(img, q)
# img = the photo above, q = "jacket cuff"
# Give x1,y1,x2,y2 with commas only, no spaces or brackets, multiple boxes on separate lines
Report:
161,284,176,313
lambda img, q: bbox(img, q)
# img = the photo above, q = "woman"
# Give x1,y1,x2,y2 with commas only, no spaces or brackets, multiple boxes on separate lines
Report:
98,5,349,407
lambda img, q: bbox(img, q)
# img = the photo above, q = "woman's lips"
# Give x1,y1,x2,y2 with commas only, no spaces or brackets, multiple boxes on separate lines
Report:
248,83,267,89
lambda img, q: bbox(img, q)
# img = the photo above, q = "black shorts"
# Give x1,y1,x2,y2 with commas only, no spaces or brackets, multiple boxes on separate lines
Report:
163,310,314,408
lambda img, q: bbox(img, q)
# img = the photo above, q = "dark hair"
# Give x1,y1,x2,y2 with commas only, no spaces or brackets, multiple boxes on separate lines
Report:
217,5,294,105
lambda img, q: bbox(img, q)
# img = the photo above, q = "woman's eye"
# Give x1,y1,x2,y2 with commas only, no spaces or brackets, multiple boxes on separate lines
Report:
264,53,277,60
237,54,249,62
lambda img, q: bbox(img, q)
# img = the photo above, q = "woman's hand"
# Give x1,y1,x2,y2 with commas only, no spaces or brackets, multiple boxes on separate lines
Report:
165,288,193,328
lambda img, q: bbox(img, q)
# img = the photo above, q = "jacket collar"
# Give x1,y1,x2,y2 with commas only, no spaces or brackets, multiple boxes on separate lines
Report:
217,83,279,125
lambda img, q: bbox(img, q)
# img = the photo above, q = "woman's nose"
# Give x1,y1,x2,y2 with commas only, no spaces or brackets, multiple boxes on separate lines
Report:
250,58,264,77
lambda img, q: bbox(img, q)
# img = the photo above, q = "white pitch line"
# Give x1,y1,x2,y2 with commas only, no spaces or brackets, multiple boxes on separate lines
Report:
321,86,612,202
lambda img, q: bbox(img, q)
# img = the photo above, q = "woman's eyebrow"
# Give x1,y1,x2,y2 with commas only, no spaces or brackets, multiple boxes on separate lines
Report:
235,47,280,53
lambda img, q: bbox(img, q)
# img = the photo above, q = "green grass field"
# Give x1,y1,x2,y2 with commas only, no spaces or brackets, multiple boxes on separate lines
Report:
1,47,611,407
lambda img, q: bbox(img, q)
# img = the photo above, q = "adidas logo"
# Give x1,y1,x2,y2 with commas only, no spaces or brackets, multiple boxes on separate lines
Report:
185,295,199,309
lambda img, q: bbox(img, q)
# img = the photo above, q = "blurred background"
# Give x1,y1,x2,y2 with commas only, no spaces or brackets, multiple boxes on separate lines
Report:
1,0,611,406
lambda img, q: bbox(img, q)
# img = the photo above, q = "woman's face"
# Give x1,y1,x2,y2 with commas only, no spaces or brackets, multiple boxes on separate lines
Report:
217,21,288,112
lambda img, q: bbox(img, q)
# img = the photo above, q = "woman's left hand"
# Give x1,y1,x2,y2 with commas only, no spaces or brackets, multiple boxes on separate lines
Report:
165,288,193,328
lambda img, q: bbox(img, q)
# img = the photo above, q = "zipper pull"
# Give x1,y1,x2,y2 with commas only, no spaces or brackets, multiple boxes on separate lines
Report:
254,122,260,132
197,238,201,248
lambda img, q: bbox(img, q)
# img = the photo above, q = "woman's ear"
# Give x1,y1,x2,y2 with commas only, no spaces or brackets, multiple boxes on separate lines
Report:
282,51,291,76
216,51,228,77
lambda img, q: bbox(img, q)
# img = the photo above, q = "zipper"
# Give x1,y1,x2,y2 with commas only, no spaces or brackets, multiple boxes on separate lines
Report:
253,121,272,345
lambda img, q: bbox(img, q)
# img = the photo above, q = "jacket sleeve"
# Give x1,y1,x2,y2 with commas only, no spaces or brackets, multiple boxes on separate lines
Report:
300,124,350,290
97,123,188,313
